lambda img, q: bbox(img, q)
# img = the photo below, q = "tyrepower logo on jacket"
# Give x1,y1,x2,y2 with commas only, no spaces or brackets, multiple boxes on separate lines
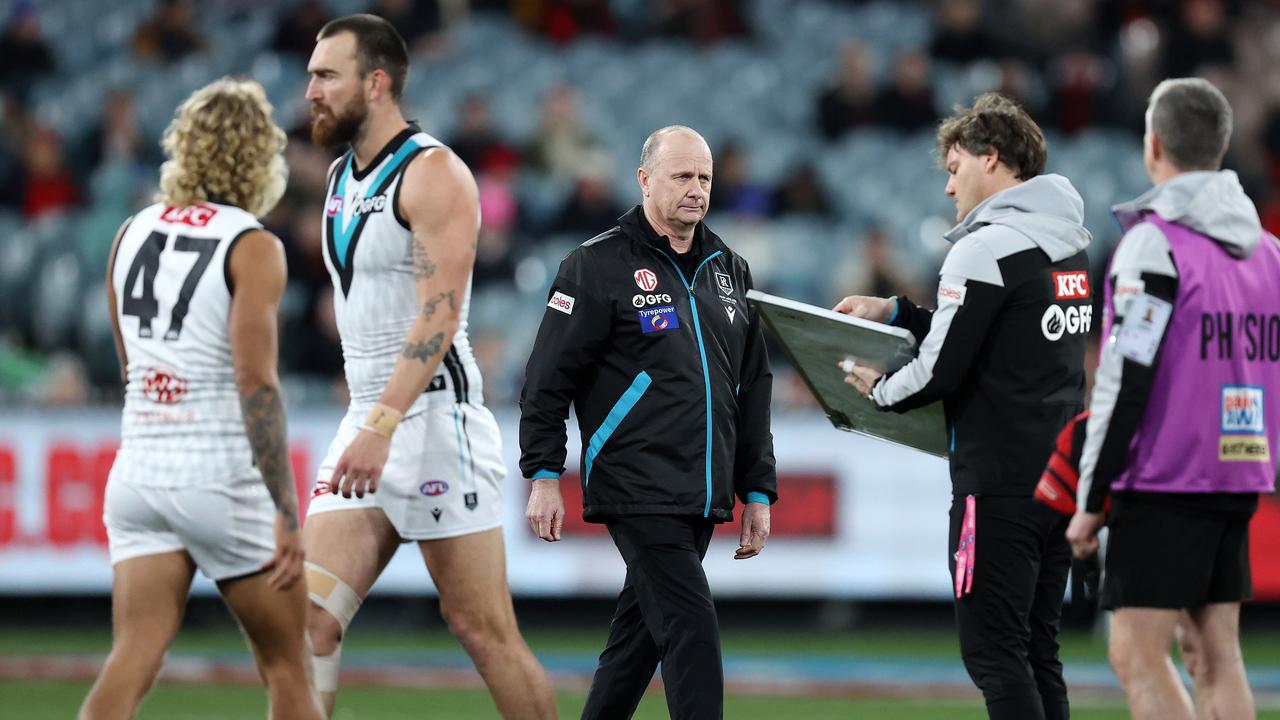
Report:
639,305,680,333
548,291,575,315
634,269,658,292
1053,271,1090,300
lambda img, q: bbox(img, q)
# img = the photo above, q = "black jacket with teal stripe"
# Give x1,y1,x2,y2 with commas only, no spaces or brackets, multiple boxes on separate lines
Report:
519,206,777,522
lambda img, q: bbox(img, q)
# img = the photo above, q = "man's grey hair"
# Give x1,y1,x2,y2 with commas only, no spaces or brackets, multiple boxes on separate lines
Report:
639,125,707,171
1147,78,1233,171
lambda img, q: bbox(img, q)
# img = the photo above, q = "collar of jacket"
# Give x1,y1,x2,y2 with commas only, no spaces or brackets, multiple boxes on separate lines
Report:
617,205,725,265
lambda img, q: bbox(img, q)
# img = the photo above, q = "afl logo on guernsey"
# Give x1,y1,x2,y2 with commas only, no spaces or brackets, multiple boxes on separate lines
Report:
634,269,659,292
326,195,343,216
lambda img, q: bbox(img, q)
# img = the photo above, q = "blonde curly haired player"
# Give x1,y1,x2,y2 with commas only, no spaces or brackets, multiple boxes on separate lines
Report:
80,78,323,720
156,77,288,216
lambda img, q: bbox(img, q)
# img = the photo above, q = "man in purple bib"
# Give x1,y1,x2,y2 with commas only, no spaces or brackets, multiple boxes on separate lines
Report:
1067,78,1280,720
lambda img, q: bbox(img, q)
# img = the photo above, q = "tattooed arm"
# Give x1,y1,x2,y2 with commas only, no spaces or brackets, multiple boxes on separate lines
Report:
375,147,479,411
327,148,480,500
228,229,303,589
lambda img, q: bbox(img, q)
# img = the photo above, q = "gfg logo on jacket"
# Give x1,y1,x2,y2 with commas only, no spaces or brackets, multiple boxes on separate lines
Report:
1041,304,1092,341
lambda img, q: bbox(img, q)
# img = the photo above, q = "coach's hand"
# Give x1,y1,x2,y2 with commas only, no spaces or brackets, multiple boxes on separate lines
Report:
1066,510,1105,559
262,514,305,591
527,478,565,542
735,502,771,559
833,295,895,323
331,429,392,499
842,362,883,398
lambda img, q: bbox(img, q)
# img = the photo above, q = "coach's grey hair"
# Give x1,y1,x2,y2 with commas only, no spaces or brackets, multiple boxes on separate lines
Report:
1147,78,1233,171
639,125,708,171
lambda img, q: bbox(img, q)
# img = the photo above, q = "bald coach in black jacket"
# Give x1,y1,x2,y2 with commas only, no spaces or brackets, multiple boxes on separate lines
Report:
519,125,776,719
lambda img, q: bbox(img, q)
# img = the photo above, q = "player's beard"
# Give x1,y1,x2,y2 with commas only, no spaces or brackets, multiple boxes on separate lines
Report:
311,95,367,150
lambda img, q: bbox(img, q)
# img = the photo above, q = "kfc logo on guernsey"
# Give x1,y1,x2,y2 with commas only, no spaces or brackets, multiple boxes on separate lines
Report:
160,205,217,227
634,269,659,292
325,195,343,217
1053,271,1090,300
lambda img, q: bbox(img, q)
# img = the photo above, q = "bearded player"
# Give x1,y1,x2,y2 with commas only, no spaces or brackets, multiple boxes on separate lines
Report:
301,14,554,718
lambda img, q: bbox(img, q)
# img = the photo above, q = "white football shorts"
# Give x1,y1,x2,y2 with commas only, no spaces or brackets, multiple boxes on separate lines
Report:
307,402,505,540
103,456,276,581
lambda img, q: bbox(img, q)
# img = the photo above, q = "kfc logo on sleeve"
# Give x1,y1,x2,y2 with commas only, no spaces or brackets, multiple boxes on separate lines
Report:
1053,271,1090,300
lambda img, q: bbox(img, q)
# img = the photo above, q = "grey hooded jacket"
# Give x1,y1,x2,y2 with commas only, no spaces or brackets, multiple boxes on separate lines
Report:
870,174,1095,496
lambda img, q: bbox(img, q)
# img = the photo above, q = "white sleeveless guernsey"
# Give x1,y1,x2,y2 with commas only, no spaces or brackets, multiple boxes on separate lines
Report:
111,201,260,484
321,127,483,414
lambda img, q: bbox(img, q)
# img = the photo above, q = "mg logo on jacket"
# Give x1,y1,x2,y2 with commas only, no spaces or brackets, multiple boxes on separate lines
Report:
634,269,658,292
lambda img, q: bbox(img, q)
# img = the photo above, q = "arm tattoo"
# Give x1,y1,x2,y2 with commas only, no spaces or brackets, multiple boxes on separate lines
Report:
238,384,299,530
421,290,457,320
411,238,437,280
402,331,446,363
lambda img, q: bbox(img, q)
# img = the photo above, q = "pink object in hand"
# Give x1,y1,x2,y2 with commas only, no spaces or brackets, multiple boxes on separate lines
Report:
954,494,976,599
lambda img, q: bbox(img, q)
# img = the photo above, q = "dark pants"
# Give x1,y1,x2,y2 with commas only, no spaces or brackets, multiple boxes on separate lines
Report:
950,495,1072,720
582,515,721,720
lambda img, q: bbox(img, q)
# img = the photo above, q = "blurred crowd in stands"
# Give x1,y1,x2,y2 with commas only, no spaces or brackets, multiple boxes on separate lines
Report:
3,0,1280,410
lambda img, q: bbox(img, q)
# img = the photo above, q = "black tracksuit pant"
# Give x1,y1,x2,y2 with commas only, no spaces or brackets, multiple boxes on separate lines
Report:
582,515,722,720
950,495,1072,720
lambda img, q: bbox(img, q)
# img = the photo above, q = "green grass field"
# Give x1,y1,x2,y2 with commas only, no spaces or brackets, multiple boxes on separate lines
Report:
1,680,1139,719
3,625,1280,718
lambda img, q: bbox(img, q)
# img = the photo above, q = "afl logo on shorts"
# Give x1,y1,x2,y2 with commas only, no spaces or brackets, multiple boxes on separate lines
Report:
142,366,189,404
634,269,658,292
420,480,450,496
326,195,343,216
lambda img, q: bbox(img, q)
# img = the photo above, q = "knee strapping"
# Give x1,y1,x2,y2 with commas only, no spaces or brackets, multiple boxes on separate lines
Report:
312,646,342,693
305,562,362,694
305,562,362,631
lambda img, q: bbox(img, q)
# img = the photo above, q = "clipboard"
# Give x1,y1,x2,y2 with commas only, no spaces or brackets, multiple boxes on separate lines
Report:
747,290,949,457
